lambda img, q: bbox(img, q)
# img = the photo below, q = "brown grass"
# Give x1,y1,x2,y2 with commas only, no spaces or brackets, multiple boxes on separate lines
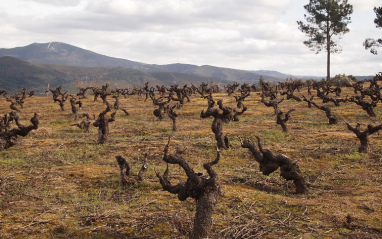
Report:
0,87,381,238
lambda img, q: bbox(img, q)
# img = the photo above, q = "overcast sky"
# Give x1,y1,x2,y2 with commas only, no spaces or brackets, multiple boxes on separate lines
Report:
0,0,381,77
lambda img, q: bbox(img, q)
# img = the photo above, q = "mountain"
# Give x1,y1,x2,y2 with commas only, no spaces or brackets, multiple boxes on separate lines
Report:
0,42,147,69
0,56,222,93
0,42,285,85
2,42,371,93
0,56,69,92
251,70,294,79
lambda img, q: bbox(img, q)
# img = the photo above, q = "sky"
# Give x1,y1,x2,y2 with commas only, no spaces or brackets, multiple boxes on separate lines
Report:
0,0,381,77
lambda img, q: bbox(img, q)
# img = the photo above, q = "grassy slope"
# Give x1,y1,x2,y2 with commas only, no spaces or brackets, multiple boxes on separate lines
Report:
0,86,381,239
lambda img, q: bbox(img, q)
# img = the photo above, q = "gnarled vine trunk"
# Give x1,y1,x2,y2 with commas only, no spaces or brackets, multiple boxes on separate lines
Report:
241,136,307,194
345,122,382,153
156,137,220,239
93,106,116,144
0,113,39,150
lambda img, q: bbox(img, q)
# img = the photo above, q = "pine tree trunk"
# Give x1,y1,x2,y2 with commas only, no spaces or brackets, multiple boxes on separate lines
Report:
327,20,331,81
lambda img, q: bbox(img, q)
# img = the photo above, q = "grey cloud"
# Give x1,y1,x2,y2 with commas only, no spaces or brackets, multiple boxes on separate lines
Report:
0,0,379,76
9,0,291,36
26,0,82,6
84,0,289,28
192,0,290,22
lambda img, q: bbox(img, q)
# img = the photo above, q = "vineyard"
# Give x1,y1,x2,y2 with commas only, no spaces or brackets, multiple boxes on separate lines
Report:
0,80,381,238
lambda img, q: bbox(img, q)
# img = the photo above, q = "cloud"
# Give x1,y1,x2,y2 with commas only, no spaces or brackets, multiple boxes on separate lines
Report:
82,0,291,30
352,0,380,11
25,0,82,7
0,0,380,76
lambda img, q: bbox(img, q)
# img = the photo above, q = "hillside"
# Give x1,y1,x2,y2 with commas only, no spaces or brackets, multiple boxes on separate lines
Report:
0,42,146,69
0,42,289,85
0,56,69,92
0,42,374,93
0,56,222,93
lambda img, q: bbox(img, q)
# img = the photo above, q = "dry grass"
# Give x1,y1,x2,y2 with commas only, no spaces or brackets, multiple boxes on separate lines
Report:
0,86,381,239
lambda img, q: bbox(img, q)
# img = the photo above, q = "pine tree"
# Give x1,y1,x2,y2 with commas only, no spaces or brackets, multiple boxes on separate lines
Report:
364,7,382,54
297,0,353,81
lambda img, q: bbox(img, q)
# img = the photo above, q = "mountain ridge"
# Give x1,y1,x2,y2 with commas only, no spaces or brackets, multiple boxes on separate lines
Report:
0,42,147,69
0,42,289,81
0,42,373,93
0,56,224,93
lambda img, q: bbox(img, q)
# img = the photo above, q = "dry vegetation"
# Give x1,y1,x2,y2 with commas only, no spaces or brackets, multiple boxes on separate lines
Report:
0,83,381,239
